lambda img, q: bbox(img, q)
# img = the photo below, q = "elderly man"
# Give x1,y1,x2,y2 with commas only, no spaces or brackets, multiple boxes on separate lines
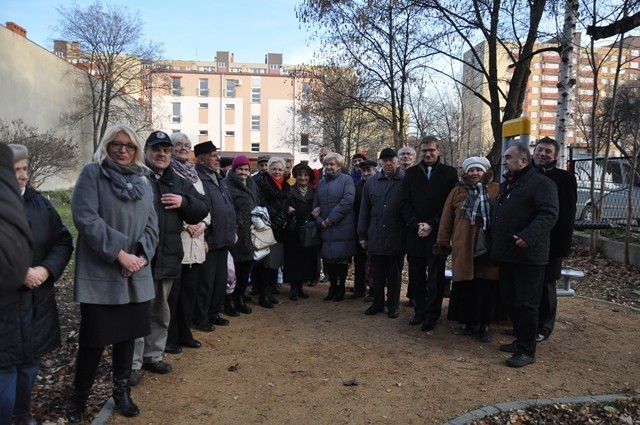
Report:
350,159,378,299
252,155,270,181
130,131,207,385
492,142,558,368
532,137,577,342
192,141,237,332
397,146,416,170
359,149,406,318
400,136,458,331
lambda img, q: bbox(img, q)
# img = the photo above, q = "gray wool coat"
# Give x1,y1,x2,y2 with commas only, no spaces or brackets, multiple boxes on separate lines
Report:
72,162,159,305
313,171,356,260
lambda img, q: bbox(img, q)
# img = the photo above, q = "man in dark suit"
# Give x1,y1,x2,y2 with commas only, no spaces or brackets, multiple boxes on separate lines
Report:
399,136,459,331
532,137,577,342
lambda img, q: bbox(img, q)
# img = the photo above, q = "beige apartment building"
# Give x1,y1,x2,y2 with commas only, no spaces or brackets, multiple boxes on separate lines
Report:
463,34,640,156
150,51,315,163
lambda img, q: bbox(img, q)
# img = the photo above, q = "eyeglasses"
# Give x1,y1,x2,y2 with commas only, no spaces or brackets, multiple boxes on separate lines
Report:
109,141,137,152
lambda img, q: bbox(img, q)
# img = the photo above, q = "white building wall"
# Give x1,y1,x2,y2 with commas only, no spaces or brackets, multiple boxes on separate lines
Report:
0,24,94,190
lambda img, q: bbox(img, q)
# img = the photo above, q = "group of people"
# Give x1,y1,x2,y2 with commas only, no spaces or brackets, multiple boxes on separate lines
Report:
0,125,576,423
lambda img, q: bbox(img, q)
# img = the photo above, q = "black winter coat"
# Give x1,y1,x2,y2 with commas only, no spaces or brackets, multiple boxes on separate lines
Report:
491,165,559,265
284,185,318,282
255,173,292,242
0,188,73,367
196,163,237,250
0,144,32,293
225,172,261,263
149,165,208,280
535,161,577,258
399,160,458,257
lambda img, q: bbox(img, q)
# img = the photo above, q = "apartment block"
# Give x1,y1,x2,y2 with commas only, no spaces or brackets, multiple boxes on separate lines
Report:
462,34,640,154
150,51,314,163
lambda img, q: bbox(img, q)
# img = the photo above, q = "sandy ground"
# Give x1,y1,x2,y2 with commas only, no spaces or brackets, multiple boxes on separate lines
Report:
105,282,639,425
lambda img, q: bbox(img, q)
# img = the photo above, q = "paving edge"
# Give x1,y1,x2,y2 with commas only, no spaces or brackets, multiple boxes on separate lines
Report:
444,393,640,425
91,397,114,425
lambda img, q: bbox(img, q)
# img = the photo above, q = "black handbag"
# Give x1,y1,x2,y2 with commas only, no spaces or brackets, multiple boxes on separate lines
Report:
299,218,321,248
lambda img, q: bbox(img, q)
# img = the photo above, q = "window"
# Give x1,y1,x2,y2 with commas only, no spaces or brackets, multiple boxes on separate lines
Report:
531,99,539,106
225,131,235,136
251,88,261,103
199,78,209,97
171,129,181,133
541,87,557,94
226,80,235,98
251,143,260,152
225,103,235,110
171,77,181,96
218,62,227,68
531,87,540,94
300,134,309,153
251,115,261,130
199,103,209,109
532,75,540,82
171,103,181,123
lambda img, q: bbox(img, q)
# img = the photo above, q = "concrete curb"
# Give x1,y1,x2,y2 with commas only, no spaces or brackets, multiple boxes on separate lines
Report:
91,397,114,425
444,393,640,425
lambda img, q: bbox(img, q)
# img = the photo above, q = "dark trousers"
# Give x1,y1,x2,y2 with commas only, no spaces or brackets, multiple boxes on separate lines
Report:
539,256,563,338
168,263,201,346
193,248,228,324
499,262,545,356
408,255,446,324
233,261,252,298
353,244,368,295
371,255,403,312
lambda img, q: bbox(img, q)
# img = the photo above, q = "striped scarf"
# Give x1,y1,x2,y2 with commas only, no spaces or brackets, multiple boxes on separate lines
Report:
460,181,491,230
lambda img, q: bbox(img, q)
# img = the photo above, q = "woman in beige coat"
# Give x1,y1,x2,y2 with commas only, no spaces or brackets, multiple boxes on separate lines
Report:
434,157,499,342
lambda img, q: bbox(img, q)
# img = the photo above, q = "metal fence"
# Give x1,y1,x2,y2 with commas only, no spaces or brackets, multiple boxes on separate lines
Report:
569,156,640,226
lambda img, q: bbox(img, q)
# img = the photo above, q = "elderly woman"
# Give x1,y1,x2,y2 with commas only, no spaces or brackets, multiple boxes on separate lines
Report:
284,162,319,300
164,133,210,355
0,145,73,425
68,124,158,422
254,157,293,308
224,155,260,314
312,152,356,301
433,156,500,342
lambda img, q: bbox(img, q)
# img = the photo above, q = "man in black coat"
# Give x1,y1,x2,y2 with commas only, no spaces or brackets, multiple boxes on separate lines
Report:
193,141,237,330
399,136,459,331
532,137,577,342
131,131,208,383
492,143,558,368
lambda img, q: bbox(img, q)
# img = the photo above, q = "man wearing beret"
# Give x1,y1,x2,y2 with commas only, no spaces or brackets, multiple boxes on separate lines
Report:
130,131,208,384
192,141,237,332
399,136,459,331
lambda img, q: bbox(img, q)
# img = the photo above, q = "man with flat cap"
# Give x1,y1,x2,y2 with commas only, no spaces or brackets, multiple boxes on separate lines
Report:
192,141,237,332
359,148,406,318
252,155,270,181
351,159,377,299
131,131,207,385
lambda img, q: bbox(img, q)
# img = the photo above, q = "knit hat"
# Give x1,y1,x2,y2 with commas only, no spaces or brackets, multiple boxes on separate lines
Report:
462,156,491,173
194,141,217,157
8,144,28,163
231,155,251,170
352,151,368,161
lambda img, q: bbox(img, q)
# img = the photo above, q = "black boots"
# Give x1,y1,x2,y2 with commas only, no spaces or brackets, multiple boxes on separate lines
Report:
298,283,309,299
258,281,274,308
334,283,345,302
67,346,102,423
223,294,240,317
235,294,252,314
324,283,336,301
479,324,491,342
289,283,299,301
112,342,139,418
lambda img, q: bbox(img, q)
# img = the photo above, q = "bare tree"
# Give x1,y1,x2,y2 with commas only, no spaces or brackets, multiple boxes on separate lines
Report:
55,1,164,152
0,119,80,189
297,0,432,148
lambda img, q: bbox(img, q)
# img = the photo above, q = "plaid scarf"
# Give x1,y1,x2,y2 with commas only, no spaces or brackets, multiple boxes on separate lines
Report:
460,181,491,230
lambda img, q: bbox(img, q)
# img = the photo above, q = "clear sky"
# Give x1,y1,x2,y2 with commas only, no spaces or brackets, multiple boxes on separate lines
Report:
2,0,317,64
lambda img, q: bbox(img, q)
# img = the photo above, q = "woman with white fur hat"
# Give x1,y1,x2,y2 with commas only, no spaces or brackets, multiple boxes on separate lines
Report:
433,156,501,342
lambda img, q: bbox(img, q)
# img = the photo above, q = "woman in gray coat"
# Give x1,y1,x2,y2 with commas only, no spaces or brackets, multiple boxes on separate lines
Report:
68,124,159,422
312,152,356,301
